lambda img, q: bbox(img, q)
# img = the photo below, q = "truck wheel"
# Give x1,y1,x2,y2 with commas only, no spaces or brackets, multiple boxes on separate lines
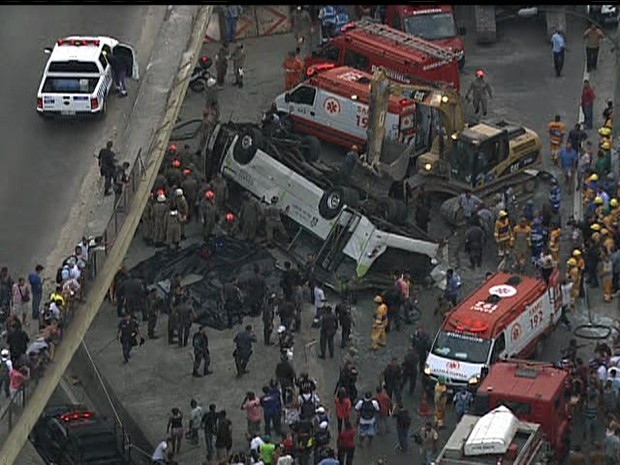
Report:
300,135,321,162
280,114,294,133
190,78,205,93
440,196,464,226
378,197,408,225
319,187,359,220
233,127,263,165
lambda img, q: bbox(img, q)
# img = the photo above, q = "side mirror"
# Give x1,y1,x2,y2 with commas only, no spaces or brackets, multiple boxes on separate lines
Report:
284,93,290,103
458,26,467,35
44,47,53,54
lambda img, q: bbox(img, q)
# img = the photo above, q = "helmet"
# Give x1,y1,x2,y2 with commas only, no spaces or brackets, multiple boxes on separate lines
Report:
567,258,577,266
168,143,177,152
475,69,484,78
590,173,599,181
205,190,215,199
602,228,610,235
175,188,183,196
157,195,166,202
319,421,329,430
611,198,619,208
1,349,9,358
374,295,383,303
172,159,181,168
156,188,166,196
206,77,216,88
595,196,604,204
351,145,359,152
316,406,326,414
572,249,582,257
599,127,612,137
602,141,612,150
225,212,236,222
498,210,508,218
277,325,286,334
590,223,602,231
183,169,191,176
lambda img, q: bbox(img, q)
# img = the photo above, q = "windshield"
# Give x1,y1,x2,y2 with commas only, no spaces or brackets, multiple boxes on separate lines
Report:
450,138,477,183
403,12,457,41
431,330,491,364
42,77,98,94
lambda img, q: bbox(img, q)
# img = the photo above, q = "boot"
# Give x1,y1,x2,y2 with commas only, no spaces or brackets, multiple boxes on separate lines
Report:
192,371,203,378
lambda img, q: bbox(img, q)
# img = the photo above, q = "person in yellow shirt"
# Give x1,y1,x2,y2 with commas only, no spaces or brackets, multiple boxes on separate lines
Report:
511,217,531,273
600,249,614,303
494,210,513,261
371,295,388,350
548,114,566,165
566,258,580,306
49,286,66,312
602,229,616,254
548,224,561,263
610,198,620,222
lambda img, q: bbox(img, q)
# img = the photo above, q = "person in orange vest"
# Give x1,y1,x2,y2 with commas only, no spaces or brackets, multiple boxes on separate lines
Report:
548,114,566,166
548,223,561,263
566,258,580,306
494,210,513,261
282,50,304,91
511,217,531,273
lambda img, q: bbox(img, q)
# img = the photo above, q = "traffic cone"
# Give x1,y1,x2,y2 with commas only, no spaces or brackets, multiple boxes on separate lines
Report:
417,391,433,417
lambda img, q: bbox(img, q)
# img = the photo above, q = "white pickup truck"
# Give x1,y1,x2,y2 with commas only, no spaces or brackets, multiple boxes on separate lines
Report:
206,122,442,279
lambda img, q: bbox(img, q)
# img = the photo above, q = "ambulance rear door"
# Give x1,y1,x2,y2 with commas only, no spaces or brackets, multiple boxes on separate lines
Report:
284,84,319,133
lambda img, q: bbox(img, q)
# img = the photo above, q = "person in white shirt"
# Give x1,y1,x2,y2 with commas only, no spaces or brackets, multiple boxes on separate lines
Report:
313,283,325,317
151,438,171,464
250,434,265,456
354,391,380,446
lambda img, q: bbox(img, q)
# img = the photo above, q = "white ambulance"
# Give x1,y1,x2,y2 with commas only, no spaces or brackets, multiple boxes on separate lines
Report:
273,65,417,149
424,270,562,389
36,36,138,118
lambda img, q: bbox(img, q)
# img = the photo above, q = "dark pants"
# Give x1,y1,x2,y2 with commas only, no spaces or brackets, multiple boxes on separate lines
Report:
341,323,351,348
582,103,593,130
397,426,409,452
121,339,132,362
338,448,354,465
234,352,250,375
387,307,401,331
193,350,210,374
402,371,417,394
226,303,242,328
0,375,10,398
264,413,282,436
147,313,157,337
32,292,42,320
205,432,215,460
586,47,599,71
468,246,482,268
263,323,273,345
553,50,565,77
104,171,114,194
613,273,620,292
385,382,402,404
177,323,190,347
320,332,335,358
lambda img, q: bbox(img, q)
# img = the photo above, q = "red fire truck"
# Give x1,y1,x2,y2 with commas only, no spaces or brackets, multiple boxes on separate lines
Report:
473,361,572,461
305,19,460,92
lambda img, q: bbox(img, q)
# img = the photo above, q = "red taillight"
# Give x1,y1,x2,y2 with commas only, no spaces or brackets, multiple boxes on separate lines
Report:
37,98,43,109
90,98,99,110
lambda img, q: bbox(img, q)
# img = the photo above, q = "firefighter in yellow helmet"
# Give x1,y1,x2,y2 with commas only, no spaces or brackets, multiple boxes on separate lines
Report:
594,196,606,221
511,217,531,273
610,198,620,222
548,223,561,263
600,248,614,303
494,210,513,261
371,295,388,350
572,249,585,274
566,257,580,305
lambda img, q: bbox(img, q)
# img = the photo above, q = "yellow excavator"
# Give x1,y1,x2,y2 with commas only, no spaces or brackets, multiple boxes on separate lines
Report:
365,69,543,225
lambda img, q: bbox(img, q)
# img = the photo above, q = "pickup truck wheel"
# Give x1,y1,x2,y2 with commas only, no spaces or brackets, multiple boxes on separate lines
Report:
378,197,408,225
300,135,320,162
233,128,262,165
319,187,359,220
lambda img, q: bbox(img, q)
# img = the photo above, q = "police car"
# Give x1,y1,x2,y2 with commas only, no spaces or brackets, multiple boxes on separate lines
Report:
36,36,138,118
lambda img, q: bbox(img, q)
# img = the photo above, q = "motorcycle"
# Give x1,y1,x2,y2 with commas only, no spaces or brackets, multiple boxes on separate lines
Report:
189,55,213,93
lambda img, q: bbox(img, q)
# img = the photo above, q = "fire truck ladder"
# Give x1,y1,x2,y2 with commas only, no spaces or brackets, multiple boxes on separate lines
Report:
315,209,362,272
357,19,455,63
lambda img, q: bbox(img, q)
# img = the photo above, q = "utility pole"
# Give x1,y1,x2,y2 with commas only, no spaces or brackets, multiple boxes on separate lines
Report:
366,69,390,165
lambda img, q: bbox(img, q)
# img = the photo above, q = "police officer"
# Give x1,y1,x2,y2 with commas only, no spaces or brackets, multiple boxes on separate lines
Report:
263,292,276,345
318,306,338,359
334,360,358,401
97,140,117,196
222,277,243,329
233,325,257,377
165,207,183,250
142,193,155,245
192,326,213,377
117,312,142,363
153,193,169,247
335,298,352,348
246,264,266,317
199,190,217,241
176,295,194,347
239,192,261,242
123,273,147,321
265,196,290,246
146,288,160,339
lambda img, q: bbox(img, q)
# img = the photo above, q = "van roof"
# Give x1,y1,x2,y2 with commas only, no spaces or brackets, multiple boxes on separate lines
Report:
478,361,568,403
308,66,415,109
444,272,545,339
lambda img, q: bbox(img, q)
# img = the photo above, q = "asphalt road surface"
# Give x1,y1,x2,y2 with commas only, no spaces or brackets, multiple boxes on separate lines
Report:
0,5,163,275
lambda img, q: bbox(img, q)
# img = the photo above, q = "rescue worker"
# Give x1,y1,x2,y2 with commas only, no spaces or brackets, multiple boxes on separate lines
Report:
172,188,189,240
434,376,448,429
181,169,199,221
282,50,304,91
142,192,155,245
233,325,257,377
220,211,239,237
335,298,352,348
595,145,612,176
530,217,548,264
176,295,194,347
512,217,532,273
239,192,261,242
202,82,220,148
264,196,289,246
465,69,493,117
165,159,183,189
318,5,337,42
340,145,359,187
371,295,388,350
209,172,228,217
192,326,212,377
548,223,562,263
494,210,513,261
153,193,169,247
199,190,217,241
165,207,183,250
464,221,485,269
548,114,566,166
204,76,219,110
215,42,229,86
222,277,243,329
549,177,561,215
146,288,159,339
601,249,614,303
291,6,312,49
230,43,245,88
567,258,580,306
603,228,616,254
318,305,338,359
262,292,276,345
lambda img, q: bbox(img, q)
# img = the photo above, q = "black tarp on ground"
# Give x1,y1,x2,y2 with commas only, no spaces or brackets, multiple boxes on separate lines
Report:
128,237,281,330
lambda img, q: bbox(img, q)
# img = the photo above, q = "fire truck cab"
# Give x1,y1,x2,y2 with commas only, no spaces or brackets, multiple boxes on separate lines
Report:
274,65,417,149
473,361,572,461
424,271,562,389
305,19,460,92
384,5,466,69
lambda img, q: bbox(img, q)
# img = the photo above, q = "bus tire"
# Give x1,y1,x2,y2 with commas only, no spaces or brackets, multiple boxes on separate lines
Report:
300,135,321,162
233,128,262,165
319,187,359,220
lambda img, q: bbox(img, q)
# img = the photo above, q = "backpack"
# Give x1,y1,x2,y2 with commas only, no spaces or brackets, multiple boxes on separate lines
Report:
359,399,376,421
300,395,315,420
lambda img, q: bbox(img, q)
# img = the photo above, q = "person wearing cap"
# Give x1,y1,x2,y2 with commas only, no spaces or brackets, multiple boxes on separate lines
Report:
0,349,12,399
548,222,561,263
180,166,199,219
152,192,169,247
313,422,332,462
165,205,183,250
340,145,359,186
171,188,189,240
199,189,217,242
566,257,580,305
165,159,183,191
371,295,388,350
465,69,493,117
208,172,229,216
264,196,290,246
494,210,513,261
551,28,566,77
581,79,596,130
